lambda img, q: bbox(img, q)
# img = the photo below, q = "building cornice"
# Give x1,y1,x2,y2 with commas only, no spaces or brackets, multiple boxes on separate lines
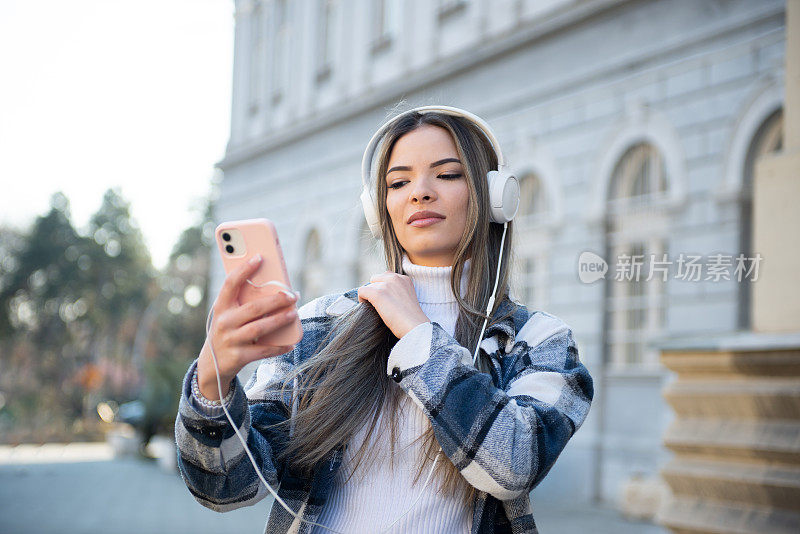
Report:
217,0,784,172
217,0,631,171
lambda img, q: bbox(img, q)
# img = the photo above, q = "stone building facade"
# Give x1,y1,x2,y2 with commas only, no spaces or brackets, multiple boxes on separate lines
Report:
213,0,788,517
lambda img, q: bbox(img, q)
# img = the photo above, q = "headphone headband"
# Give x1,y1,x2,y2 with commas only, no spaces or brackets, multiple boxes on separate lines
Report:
360,105,507,192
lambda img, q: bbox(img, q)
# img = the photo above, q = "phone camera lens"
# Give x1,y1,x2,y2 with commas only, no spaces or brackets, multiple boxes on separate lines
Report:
225,245,234,253
222,232,231,242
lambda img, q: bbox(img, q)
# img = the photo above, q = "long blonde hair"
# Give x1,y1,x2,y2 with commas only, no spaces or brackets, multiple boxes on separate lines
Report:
276,108,517,506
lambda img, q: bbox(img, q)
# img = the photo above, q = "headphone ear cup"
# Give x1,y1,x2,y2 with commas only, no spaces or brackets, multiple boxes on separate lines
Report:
360,187,382,239
486,170,520,223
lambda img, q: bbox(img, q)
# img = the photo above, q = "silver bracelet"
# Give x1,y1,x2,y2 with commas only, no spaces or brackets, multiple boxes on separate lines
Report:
191,369,234,408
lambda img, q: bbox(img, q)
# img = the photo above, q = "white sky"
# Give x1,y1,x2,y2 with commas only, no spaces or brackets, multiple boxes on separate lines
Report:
0,0,233,270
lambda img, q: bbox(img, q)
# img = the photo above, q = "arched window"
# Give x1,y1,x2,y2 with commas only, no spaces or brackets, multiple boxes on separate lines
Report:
512,172,550,309
518,171,548,225
299,229,325,305
738,108,783,329
605,143,669,369
607,143,668,210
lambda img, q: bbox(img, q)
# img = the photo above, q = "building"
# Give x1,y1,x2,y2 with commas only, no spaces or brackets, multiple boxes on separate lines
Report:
212,0,788,521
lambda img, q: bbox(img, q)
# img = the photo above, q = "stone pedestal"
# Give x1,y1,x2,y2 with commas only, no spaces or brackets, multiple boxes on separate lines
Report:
655,333,800,534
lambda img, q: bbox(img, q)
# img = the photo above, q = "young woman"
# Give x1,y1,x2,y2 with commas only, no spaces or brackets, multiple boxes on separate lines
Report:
175,107,594,534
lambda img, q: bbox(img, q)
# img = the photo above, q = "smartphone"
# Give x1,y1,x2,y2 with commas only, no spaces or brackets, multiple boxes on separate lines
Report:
214,218,302,347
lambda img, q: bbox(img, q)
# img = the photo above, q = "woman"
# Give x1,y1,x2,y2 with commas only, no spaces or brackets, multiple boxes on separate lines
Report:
175,107,594,534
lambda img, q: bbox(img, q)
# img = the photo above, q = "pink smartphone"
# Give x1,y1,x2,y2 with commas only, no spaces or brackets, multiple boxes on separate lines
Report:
214,218,302,347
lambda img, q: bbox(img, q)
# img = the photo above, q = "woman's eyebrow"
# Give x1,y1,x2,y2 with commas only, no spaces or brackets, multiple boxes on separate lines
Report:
387,158,461,174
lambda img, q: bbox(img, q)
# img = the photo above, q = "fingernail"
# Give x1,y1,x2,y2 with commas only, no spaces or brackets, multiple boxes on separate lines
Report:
249,254,262,265
294,291,301,300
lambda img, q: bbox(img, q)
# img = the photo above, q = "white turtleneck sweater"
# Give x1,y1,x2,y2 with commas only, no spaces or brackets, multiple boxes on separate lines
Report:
312,254,472,534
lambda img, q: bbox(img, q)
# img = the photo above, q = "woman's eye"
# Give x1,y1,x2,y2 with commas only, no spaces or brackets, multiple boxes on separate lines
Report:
388,174,461,189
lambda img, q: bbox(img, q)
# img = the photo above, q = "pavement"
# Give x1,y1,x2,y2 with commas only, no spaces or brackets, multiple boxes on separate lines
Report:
0,442,666,534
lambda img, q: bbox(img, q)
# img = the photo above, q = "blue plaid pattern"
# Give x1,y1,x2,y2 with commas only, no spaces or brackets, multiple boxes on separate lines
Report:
175,289,594,533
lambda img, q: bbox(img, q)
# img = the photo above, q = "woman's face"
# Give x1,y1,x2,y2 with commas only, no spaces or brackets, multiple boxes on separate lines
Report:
385,124,469,267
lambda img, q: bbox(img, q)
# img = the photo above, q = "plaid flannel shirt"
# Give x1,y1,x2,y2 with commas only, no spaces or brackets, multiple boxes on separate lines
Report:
175,288,594,533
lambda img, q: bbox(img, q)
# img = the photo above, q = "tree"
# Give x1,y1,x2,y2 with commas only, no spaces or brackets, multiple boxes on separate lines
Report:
0,192,99,440
0,225,27,337
0,189,159,443
0,186,216,445
83,188,154,327
80,188,156,401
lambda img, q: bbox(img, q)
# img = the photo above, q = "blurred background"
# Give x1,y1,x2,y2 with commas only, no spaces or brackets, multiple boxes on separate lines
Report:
1,0,798,533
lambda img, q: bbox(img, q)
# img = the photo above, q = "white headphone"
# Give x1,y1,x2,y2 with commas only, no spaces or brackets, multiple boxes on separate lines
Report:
359,105,520,238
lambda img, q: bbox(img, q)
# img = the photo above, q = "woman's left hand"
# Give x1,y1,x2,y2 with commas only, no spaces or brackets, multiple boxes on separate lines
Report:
358,272,430,339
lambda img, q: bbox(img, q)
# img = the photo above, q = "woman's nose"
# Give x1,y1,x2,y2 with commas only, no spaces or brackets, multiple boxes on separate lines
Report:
410,179,436,203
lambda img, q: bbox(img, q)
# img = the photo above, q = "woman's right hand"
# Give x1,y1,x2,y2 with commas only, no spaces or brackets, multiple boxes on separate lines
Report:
196,254,300,401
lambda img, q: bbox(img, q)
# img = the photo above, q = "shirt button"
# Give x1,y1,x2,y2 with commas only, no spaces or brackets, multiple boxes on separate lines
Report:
391,367,402,382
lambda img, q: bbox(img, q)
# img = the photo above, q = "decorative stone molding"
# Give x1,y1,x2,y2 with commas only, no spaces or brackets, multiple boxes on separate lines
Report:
585,99,688,225
716,76,784,204
655,333,800,534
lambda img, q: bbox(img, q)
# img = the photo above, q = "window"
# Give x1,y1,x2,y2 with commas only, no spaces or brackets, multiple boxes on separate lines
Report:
300,230,325,305
372,0,399,54
513,173,550,310
519,256,545,309
604,143,669,369
355,220,386,285
623,242,646,364
738,108,783,329
271,0,289,103
517,172,548,226
316,0,337,84
248,1,264,115
607,144,668,213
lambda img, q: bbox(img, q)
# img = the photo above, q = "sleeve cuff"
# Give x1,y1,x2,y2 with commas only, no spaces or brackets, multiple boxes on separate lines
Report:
387,321,434,376
191,368,236,408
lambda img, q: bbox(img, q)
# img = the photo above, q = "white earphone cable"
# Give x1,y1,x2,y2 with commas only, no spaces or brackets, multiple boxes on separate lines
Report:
472,221,508,365
377,448,442,532
246,279,293,290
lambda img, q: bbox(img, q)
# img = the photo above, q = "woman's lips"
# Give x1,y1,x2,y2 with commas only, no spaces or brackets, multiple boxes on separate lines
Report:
408,217,444,228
